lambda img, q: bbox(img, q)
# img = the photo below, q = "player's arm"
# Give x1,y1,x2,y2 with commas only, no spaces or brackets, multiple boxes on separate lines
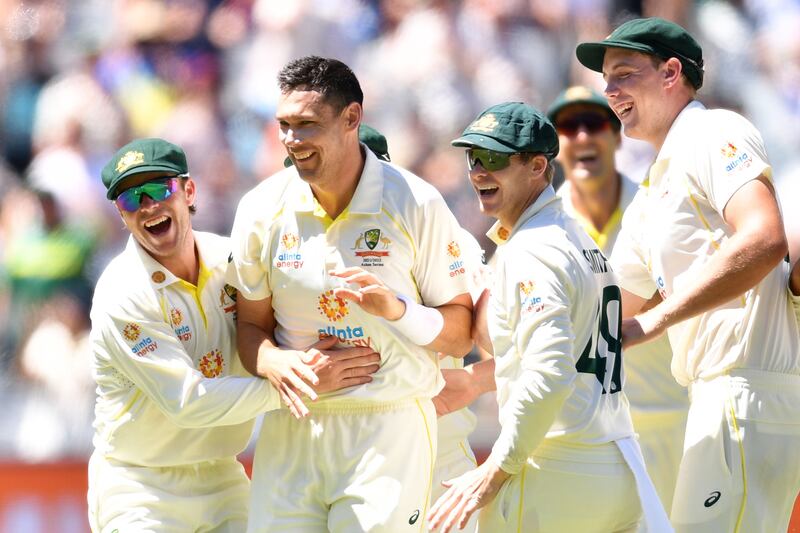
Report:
95,307,279,428
791,259,800,296
331,267,473,355
626,176,786,346
433,358,496,417
429,254,576,531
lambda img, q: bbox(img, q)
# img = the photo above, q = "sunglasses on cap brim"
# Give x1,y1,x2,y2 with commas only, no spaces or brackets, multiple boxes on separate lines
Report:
114,176,183,212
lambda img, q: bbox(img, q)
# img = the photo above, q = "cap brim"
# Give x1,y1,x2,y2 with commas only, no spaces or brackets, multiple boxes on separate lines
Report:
576,40,657,72
106,164,186,199
450,134,518,153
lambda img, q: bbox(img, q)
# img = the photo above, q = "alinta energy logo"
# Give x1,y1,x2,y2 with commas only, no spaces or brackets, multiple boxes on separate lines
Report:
276,232,303,269
720,141,751,173
317,290,372,347
446,240,465,278
519,280,543,315
171,308,192,341
122,323,141,341
199,349,224,378
318,290,349,322
353,228,391,267
122,322,158,356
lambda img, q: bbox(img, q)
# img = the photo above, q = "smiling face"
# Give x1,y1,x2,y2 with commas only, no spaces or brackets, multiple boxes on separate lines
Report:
468,152,549,229
602,48,678,147
554,103,620,193
115,171,196,271
276,89,360,191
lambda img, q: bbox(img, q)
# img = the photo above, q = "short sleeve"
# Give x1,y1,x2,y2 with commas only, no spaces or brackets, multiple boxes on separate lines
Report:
226,193,273,301
697,112,771,216
412,195,471,307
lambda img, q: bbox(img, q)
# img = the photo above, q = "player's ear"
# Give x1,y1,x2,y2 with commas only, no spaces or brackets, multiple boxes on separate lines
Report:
530,154,548,178
183,177,197,206
662,57,683,89
341,102,362,132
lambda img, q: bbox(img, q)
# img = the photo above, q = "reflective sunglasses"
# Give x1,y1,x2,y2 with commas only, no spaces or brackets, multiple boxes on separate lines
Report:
555,113,611,136
114,177,181,212
466,148,516,172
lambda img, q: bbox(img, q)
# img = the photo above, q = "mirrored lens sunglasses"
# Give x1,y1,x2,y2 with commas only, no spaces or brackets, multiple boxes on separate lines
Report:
114,176,182,212
466,148,515,172
555,113,611,136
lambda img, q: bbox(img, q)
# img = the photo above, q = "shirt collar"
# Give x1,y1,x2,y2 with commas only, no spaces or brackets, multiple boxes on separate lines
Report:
486,184,560,245
289,144,385,216
126,230,218,290
658,99,705,161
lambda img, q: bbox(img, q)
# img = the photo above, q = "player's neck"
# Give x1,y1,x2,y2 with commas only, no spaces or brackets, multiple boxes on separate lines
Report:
312,145,366,220
156,234,199,286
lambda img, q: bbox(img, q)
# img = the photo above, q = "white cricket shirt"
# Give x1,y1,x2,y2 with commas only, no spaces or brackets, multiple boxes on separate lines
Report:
90,231,279,467
486,186,634,475
227,148,470,406
612,101,800,386
560,176,687,412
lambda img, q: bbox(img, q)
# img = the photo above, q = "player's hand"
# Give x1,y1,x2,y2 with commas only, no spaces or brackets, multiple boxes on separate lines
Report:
621,310,667,348
428,460,509,532
329,267,406,320
432,368,481,417
256,342,324,419
307,336,381,393
471,288,493,355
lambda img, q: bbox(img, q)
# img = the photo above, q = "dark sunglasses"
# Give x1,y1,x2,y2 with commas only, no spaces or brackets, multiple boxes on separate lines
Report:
466,148,517,172
114,177,182,212
555,113,611,136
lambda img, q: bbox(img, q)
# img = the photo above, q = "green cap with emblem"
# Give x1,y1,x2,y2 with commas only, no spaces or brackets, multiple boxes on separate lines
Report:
101,138,188,199
283,124,391,167
451,102,559,159
546,85,621,130
576,17,704,90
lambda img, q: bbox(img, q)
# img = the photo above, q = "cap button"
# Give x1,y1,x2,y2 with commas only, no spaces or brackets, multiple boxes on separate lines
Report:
152,271,166,283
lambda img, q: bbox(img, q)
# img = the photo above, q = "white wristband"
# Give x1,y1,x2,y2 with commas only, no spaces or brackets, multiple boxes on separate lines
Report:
390,294,444,346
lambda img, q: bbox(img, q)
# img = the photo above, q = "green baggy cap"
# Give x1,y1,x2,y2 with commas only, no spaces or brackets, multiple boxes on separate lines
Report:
546,85,621,130
101,138,188,199
283,124,391,167
451,102,559,159
576,17,704,90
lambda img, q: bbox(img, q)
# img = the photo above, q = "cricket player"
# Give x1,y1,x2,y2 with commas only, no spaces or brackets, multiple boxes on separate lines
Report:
88,138,378,532
547,85,688,514
428,102,666,533
577,17,800,532
226,56,473,532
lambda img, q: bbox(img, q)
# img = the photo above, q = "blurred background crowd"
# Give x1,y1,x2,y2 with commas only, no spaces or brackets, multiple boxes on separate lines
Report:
0,0,798,466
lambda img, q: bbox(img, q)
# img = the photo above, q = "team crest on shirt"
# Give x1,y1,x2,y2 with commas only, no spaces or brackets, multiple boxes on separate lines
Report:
446,240,466,277
720,142,751,173
656,276,668,300
199,349,224,378
276,232,304,269
219,284,237,318
353,228,391,266
122,322,158,356
519,280,544,315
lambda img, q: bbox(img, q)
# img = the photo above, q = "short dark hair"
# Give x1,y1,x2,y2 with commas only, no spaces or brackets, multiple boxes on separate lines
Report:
277,56,363,113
